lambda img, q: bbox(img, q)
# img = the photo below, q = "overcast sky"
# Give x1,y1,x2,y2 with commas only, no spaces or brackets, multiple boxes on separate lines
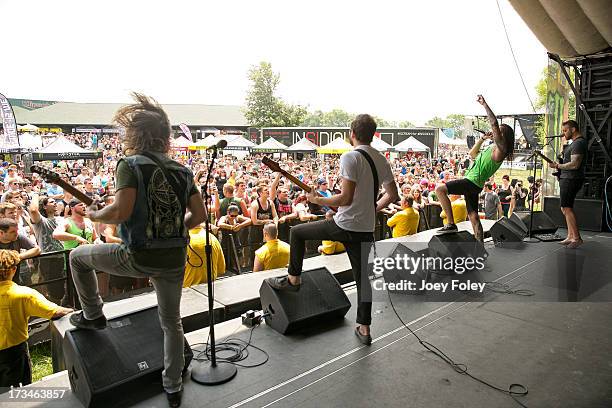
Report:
1,0,547,125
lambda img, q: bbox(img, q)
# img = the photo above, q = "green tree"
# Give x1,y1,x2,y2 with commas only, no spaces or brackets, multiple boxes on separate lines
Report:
398,120,415,128
425,114,467,138
534,65,577,145
244,61,307,127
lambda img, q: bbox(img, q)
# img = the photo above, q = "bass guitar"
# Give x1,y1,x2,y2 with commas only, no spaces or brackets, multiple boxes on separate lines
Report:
262,156,337,213
31,165,94,206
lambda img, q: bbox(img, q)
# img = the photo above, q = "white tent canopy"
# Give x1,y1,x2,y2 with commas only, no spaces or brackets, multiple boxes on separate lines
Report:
189,135,219,150
221,134,256,151
18,133,43,150
253,137,288,152
371,137,393,152
394,136,430,152
286,138,318,153
438,131,465,146
171,136,191,148
32,135,102,160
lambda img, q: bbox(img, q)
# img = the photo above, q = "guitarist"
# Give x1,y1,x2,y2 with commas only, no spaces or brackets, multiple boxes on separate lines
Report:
66,93,206,408
550,120,586,248
266,114,399,346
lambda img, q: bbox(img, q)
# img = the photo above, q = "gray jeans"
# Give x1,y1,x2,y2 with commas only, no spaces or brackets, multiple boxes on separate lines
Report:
70,243,185,393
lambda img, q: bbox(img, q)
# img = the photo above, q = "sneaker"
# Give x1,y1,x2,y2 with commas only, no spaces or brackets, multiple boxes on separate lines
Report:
266,276,301,292
437,223,458,235
166,389,182,408
354,327,372,346
69,311,107,330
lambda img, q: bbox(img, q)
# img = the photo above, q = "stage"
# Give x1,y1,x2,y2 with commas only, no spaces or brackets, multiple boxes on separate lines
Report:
13,228,612,408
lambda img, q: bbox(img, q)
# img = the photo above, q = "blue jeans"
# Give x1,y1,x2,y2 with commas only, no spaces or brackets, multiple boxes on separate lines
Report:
70,243,185,393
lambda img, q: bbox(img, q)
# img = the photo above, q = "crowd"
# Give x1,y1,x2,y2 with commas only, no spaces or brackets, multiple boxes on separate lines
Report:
0,131,542,305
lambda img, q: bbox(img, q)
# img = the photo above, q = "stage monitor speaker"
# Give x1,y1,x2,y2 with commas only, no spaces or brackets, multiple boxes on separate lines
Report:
428,231,488,273
260,267,351,334
543,196,605,232
63,306,193,408
511,211,558,234
381,245,430,294
490,216,527,247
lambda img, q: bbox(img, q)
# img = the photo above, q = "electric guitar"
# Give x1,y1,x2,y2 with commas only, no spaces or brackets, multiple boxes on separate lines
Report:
262,156,337,213
533,150,562,180
31,165,94,206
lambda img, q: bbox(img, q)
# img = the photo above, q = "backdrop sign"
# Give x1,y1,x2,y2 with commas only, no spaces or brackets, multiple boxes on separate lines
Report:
0,93,19,147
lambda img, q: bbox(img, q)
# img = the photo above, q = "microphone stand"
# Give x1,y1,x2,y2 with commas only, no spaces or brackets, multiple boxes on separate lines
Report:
523,149,539,243
191,146,237,385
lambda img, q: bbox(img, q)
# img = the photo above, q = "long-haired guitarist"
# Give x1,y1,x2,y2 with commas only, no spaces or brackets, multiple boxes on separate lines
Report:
266,114,399,345
67,93,206,408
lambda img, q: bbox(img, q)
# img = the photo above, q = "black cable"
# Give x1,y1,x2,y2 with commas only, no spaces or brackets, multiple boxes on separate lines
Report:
385,289,529,407
484,281,535,297
191,322,270,368
187,244,204,268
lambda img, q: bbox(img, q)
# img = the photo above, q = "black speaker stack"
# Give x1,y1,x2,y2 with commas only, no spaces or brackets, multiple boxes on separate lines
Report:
63,306,193,408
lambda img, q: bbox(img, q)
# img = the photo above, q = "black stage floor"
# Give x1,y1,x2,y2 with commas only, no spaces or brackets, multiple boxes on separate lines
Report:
14,230,612,408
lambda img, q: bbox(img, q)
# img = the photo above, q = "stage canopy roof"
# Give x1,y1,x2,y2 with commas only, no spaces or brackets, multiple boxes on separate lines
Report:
31,135,102,160
394,136,431,152
252,137,287,153
509,0,612,58
317,138,353,154
286,138,318,153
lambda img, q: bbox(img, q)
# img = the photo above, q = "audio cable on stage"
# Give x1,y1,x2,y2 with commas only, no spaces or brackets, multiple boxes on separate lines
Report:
385,289,529,407
484,281,535,297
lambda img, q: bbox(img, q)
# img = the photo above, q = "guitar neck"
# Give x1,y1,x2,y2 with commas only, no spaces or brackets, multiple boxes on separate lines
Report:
56,180,93,206
280,170,312,193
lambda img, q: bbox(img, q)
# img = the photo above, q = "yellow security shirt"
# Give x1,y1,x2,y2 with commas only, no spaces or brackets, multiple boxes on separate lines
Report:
184,227,226,287
0,281,59,350
321,241,346,255
441,199,468,225
255,239,290,271
387,207,420,238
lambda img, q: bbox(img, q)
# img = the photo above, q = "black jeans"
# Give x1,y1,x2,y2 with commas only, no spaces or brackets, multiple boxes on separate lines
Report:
288,219,374,325
0,341,31,388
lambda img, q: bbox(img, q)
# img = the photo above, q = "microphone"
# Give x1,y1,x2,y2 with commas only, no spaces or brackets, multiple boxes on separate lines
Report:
207,139,228,151
545,134,564,139
474,129,487,134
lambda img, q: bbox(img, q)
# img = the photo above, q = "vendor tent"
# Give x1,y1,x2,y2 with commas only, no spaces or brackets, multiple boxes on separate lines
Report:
438,132,464,146
371,137,393,152
171,136,191,150
286,138,318,153
252,137,288,153
31,135,102,160
222,134,256,151
394,136,431,152
18,124,39,132
317,138,353,154
18,133,43,150
189,135,219,150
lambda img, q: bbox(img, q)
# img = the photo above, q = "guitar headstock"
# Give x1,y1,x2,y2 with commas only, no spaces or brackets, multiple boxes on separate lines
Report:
31,165,61,183
262,156,282,172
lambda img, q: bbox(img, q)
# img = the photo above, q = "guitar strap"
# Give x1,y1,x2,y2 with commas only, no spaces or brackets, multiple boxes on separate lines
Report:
355,148,379,208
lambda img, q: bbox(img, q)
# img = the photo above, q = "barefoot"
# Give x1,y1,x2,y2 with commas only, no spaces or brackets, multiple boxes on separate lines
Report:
566,239,583,249
559,238,572,245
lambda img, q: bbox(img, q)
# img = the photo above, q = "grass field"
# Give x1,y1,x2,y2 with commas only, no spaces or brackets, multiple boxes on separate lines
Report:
30,342,53,383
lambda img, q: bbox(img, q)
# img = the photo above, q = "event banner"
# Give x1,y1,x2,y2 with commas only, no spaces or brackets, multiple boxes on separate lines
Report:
0,93,19,148
260,127,437,153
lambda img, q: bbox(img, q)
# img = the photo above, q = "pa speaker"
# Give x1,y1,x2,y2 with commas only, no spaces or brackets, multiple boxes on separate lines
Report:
490,216,527,247
382,246,429,294
428,231,488,274
511,211,558,234
63,306,193,408
260,267,351,334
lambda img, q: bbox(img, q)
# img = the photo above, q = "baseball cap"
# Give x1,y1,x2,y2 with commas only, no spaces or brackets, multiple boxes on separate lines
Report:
317,178,327,185
69,198,83,208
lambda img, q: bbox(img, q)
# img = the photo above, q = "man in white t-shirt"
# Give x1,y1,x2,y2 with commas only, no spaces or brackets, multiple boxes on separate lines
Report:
267,114,399,345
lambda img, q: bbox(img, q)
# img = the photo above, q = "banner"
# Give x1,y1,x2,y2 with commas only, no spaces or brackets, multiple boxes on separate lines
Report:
0,93,19,148
179,123,193,142
516,114,542,149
